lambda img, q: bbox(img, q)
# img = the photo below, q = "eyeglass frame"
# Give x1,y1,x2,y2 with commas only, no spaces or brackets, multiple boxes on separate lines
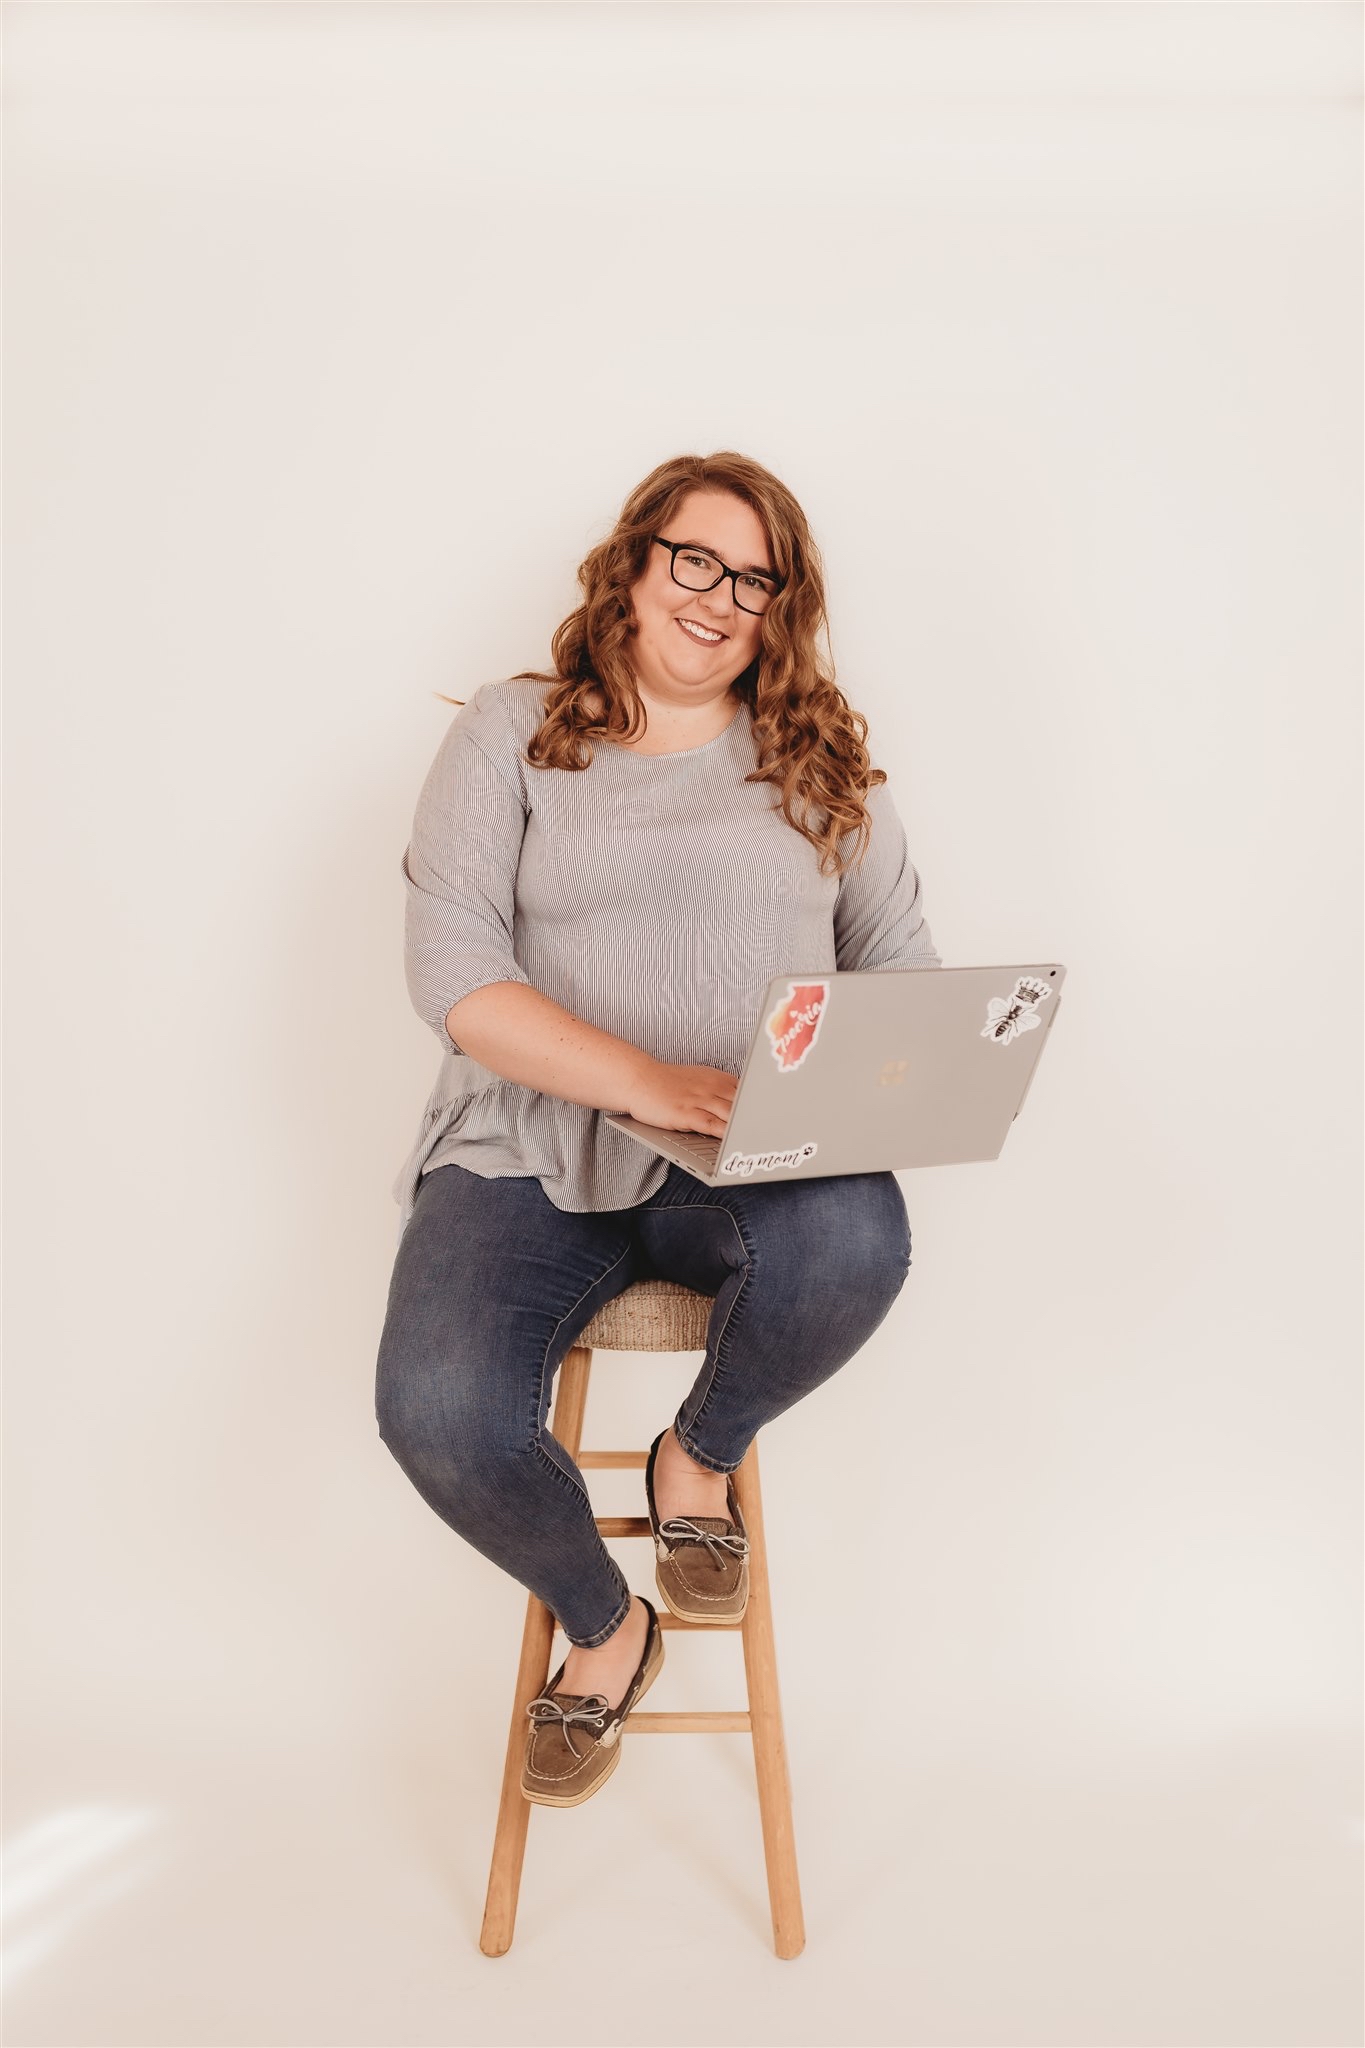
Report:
650,535,784,615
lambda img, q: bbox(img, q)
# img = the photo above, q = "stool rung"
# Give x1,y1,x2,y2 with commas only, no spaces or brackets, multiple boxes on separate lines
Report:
594,1514,651,1537
624,1711,751,1733
578,1451,646,1469
553,1608,741,1634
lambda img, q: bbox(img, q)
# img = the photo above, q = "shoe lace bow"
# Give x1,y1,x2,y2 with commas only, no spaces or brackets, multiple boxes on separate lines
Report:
525,1690,610,1761
658,1515,751,1571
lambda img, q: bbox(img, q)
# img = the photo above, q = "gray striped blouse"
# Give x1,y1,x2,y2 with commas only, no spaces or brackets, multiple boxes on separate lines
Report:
391,677,941,1243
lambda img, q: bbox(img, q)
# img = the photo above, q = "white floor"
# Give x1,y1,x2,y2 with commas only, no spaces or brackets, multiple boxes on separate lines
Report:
6,1617,1361,2048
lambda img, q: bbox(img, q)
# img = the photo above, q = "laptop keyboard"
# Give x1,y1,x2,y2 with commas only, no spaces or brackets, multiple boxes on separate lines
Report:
668,1132,722,1172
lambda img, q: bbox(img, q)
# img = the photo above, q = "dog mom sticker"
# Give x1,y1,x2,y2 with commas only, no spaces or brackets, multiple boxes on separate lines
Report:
720,1141,819,1179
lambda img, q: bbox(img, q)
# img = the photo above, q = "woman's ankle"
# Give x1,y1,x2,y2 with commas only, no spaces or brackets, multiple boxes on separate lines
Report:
571,1594,644,1659
561,1595,645,1702
662,1424,714,1474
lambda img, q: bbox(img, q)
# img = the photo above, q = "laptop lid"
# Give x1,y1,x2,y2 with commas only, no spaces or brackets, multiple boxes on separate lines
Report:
603,963,1066,1185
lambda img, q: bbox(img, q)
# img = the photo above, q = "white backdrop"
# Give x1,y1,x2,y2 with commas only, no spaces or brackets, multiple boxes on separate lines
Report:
5,6,1361,2045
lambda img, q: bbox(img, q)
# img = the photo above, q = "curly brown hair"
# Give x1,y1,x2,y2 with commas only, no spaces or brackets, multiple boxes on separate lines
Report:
435,450,888,879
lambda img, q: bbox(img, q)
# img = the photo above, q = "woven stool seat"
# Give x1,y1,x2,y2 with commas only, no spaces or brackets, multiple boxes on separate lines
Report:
577,1277,714,1352
480,1277,805,1960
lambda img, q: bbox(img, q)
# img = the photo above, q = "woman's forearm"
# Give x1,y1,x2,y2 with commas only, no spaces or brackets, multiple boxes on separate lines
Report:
445,981,654,1113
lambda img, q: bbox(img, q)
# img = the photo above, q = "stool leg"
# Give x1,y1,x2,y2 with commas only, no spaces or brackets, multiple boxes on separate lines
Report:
733,1441,807,1960
478,1342,594,1956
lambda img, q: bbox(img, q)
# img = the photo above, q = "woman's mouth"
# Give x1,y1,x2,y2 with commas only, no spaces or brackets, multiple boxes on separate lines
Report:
676,617,727,646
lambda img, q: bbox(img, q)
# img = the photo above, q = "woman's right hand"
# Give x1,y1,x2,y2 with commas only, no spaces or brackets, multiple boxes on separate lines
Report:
625,1058,739,1137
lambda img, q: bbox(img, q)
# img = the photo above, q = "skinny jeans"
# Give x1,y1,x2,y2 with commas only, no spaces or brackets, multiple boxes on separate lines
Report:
374,1157,913,1647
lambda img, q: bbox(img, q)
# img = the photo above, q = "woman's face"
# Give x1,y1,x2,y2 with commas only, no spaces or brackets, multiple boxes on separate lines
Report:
626,488,774,707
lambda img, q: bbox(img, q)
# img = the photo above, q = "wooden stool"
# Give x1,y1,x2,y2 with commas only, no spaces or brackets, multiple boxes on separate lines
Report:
479,1277,805,1960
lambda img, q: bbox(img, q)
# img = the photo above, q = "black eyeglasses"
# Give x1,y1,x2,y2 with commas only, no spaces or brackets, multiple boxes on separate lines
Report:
651,535,783,615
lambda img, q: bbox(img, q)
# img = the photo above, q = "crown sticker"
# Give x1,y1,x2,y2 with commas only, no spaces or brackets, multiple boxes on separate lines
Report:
765,980,830,1072
982,976,1051,1045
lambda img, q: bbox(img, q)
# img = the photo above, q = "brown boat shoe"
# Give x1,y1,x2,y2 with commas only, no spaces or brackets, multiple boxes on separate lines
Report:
520,1596,665,1807
645,1428,751,1625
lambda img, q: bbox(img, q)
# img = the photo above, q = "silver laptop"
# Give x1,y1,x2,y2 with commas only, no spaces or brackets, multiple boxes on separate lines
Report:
603,964,1067,1186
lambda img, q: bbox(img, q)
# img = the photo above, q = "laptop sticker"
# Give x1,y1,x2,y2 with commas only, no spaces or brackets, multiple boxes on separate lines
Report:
765,980,831,1072
981,976,1051,1045
721,1142,819,1178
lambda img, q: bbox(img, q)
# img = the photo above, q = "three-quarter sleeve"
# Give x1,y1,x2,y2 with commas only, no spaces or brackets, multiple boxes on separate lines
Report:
401,698,533,1056
833,775,942,972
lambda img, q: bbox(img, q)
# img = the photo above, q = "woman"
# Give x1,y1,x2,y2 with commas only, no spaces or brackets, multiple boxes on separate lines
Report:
375,451,941,1808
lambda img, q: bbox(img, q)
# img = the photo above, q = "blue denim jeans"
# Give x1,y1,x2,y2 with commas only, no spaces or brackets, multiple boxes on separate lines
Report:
374,1158,913,1648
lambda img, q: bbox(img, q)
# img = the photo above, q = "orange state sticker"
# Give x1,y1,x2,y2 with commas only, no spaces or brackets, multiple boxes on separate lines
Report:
764,979,831,1073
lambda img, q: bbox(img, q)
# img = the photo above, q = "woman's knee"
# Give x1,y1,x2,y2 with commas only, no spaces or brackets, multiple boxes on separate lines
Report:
746,1171,911,1303
374,1331,528,1481
837,1171,910,1269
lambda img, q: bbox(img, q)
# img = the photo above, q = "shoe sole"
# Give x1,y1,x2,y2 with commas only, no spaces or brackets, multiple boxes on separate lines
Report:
520,1623,666,1808
653,1566,749,1626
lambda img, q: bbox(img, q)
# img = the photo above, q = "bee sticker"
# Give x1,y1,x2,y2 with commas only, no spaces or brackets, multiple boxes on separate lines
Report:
765,980,830,1072
720,1142,819,1178
982,975,1051,1045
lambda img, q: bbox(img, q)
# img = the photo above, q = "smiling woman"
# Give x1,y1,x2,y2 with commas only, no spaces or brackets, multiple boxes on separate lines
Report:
379,448,941,1814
